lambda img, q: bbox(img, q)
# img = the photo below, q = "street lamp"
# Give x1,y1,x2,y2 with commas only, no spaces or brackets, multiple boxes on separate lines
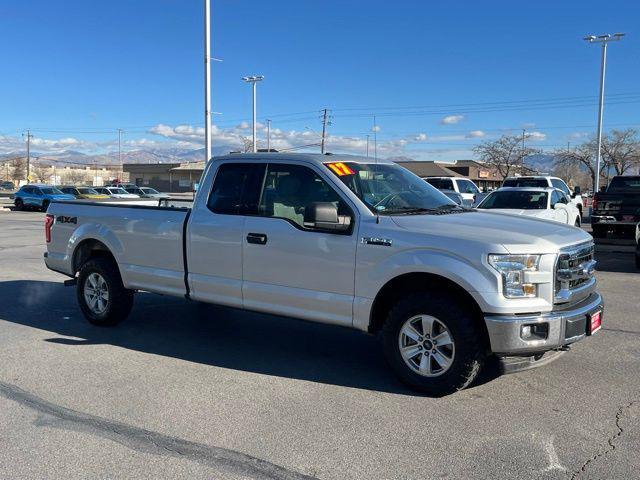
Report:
242,75,264,153
584,32,625,192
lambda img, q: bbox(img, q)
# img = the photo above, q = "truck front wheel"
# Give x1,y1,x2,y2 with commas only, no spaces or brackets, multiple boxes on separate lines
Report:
382,291,485,395
77,256,134,326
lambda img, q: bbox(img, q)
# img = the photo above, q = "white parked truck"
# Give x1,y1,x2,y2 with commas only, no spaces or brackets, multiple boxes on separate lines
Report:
44,154,603,394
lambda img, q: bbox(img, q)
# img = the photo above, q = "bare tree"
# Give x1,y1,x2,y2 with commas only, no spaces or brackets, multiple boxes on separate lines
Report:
64,169,91,185
30,162,52,183
600,128,640,175
553,138,608,192
242,136,253,153
473,134,541,179
10,157,27,182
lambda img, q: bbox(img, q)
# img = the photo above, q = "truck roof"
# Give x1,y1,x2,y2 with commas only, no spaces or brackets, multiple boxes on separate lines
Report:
213,152,395,166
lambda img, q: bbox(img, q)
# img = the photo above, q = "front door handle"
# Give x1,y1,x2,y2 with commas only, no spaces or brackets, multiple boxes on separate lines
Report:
246,232,268,245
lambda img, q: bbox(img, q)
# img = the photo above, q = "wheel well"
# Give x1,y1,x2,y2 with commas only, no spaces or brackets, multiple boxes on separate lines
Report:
368,272,489,343
72,239,116,273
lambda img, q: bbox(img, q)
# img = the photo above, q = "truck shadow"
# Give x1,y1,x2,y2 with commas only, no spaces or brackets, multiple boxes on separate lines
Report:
0,280,500,396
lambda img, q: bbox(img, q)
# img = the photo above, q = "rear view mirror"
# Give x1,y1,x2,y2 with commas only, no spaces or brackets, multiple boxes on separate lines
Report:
304,202,351,232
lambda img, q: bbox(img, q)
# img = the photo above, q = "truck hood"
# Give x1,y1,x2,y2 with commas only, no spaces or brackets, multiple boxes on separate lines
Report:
479,208,545,217
390,210,591,254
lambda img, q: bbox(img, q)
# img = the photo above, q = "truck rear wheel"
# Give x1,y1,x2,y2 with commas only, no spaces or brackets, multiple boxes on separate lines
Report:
77,256,133,326
382,291,485,395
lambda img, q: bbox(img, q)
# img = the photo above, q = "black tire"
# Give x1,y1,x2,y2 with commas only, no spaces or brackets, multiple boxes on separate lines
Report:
382,291,486,396
41,200,50,212
591,225,607,239
635,247,640,269
77,256,134,326
14,198,23,211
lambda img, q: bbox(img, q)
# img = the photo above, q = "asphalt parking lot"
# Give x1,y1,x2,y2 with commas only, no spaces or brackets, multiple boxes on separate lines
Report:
0,210,638,480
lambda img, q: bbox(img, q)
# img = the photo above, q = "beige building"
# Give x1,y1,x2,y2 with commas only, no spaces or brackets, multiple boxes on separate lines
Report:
1,159,127,187
124,162,205,192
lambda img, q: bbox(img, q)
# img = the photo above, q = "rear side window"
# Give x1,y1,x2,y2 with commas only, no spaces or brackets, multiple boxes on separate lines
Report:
456,179,479,194
208,163,265,215
425,178,454,190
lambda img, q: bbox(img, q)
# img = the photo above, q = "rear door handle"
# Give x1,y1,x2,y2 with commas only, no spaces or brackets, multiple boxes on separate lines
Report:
246,232,268,245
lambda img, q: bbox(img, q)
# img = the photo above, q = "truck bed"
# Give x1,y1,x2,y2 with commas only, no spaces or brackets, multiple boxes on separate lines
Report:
46,200,191,297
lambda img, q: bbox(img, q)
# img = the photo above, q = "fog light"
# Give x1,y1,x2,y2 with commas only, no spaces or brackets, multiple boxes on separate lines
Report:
520,323,549,341
522,284,536,296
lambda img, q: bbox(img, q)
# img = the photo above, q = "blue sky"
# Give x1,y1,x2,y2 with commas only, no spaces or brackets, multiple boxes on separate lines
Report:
1,0,639,161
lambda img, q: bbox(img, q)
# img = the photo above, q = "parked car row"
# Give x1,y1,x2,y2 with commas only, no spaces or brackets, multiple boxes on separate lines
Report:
422,175,583,226
13,184,169,211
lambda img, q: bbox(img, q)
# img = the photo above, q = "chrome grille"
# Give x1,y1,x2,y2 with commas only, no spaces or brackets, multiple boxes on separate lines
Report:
555,241,596,304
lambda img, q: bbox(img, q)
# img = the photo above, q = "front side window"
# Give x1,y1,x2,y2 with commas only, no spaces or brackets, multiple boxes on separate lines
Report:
326,162,458,214
40,187,63,195
259,164,348,228
551,179,570,195
478,190,548,210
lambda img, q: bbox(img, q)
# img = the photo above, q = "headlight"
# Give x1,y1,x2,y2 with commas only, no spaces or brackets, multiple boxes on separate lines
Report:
488,254,541,298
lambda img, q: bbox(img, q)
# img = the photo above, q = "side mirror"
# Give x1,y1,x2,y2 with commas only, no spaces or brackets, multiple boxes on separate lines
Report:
304,202,351,232
573,186,581,195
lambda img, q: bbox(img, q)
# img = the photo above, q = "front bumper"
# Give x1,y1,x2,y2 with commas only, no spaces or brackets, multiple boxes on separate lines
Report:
484,292,603,354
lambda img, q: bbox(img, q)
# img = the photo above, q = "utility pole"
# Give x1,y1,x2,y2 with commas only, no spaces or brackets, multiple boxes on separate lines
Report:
584,32,625,192
521,129,526,173
373,115,378,161
365,134,370,158
23,129,33,183
242,75,264,153
117,129,123,181
267,119,271,151
320,108,331,154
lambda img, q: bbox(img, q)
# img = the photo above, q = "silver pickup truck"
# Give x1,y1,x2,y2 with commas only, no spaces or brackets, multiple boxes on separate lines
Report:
44,153,603,395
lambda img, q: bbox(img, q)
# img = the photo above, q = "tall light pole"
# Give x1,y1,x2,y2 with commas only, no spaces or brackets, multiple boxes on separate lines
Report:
242,75,264,153
204,0,212,162
584,32,625,192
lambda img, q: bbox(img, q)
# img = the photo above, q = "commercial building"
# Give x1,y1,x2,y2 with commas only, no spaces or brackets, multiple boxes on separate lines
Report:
124,162,204,193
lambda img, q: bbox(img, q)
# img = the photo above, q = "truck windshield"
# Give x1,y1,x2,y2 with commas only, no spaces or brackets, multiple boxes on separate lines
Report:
502,178,548,188
477,190,548,210
325,162,459,214
607,176,640,193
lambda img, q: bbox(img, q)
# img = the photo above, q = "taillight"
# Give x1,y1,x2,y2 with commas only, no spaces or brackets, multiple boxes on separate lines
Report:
45,214,54,243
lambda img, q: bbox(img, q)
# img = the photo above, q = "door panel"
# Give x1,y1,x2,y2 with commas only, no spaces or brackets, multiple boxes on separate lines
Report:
187,210,245,307
186,163,265,308
242,217,357,325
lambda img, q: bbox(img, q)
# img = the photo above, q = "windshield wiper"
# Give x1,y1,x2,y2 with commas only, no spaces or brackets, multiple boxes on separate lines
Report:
381,207,439,215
